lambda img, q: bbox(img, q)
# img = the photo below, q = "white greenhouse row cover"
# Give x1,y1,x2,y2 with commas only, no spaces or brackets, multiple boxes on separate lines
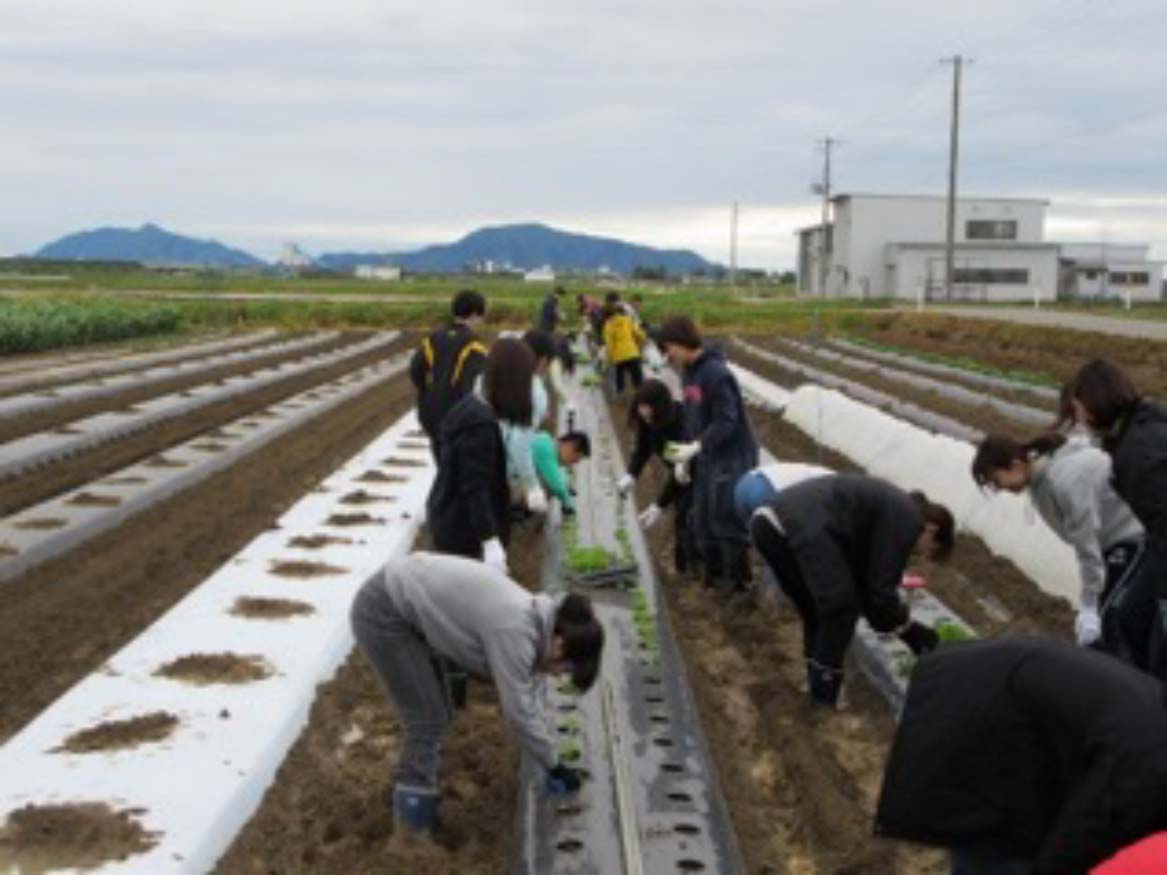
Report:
0,413,434,874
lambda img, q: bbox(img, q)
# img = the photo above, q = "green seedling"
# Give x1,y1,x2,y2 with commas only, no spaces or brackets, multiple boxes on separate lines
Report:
557,679,579,695
558,739,582,763
935,620,975,644
893,651,916,679
565,545,618,573
559,716,581,736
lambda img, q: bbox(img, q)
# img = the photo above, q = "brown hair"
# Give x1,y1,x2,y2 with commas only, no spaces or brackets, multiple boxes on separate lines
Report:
909,491,955,561
654,316,702,351
1062,359,1140,432
483,338,534,426
971,433,1067,489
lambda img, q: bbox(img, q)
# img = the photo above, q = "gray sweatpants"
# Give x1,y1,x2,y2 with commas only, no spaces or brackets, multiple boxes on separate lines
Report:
350,577,452,790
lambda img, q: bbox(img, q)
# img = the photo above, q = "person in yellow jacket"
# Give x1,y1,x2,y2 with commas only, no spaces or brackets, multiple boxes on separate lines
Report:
602,304,646,395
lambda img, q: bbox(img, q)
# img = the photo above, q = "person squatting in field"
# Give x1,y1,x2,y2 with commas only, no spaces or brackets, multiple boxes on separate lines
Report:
618,379,699,574
351,552,604,835
876,637,1167,875
972,431,1147,659
655,316,759,592
749,473,953,707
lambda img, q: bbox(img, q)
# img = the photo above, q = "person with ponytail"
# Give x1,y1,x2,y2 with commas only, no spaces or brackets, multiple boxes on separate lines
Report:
1061,359,1167,679
972,431,1145,654
351,552,604,835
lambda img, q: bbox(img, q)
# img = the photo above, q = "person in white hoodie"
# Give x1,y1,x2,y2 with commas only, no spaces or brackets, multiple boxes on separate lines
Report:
971,432,1147,657
351,552,604,834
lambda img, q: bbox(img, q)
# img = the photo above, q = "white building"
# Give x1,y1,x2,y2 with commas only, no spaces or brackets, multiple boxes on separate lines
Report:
354,264,402,281
523,265,556,283
1058,243,1164,303
797,194,1060,302
276,242,315,270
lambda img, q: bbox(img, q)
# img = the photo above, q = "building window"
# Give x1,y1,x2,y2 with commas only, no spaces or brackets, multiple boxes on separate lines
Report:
953,267,1030,285
1108,271,1150,286
966,220,1018,240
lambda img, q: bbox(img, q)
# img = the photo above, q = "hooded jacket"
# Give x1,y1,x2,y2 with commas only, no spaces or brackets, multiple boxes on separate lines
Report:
603,311,646,364
1107,400,1167,551
876,638,1167,874
768,473,920,631
681,346,758,465
1027,437,1143,608
426,393,510,557
380,552,562,769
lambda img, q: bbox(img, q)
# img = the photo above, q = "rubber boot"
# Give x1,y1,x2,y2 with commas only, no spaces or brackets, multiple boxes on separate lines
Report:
806,660,844,707
393,784,440,833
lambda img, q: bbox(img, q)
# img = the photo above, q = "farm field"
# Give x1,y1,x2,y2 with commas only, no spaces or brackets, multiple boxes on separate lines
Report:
0,304,1159,874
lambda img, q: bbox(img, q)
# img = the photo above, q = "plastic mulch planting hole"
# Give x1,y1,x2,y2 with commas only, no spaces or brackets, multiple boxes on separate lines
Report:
677,860,706,872
326,513,385,527
382,456,426,467
555,802,584,817
269,560,347,579
650,714,670,724
229,596,315,620
556,839,584,853
675,824,701,836
154,653,272,686
0,802,158,872
53,427,83,435
0,544,16,557
667,792,693,804
661,763,685,774
653,737,676,748
66,492,122,508
645,696,665,705
340,490,393,506
102,476,147,486
644,676,663,685
356,470,407,484
12,518,66,530
53,712,179,754
287,534,354,550
191,442,229,452
144,455,186,468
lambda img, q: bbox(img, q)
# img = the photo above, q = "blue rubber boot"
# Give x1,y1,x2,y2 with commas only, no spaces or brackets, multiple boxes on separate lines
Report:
393,784,440,833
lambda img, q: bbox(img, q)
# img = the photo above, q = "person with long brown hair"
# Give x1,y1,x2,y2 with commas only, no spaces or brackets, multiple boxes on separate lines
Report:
971,431,1144,656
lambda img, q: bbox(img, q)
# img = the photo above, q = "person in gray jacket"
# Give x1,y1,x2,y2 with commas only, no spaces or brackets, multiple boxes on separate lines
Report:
350,552,605,833
972,432,1148,661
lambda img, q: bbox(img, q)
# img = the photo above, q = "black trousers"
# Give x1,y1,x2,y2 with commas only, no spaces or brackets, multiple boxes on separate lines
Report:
614,358,643,393
750,511,857,669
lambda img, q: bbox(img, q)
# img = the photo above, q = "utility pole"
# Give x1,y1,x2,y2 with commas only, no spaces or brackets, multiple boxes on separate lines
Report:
941,55,970,302
815,137,839,296
729,201,739,288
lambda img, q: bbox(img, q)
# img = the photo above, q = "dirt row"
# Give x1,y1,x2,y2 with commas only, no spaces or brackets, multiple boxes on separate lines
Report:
849,311,1167,398
735,335,1045,441
0,333,412,517
0,369,419,742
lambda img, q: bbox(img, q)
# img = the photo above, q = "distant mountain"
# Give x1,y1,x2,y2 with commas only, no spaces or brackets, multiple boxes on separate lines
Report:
35,223,265,268
319,223,717,275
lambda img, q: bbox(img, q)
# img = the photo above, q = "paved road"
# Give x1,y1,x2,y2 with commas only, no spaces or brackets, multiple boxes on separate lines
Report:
924,306,1167,341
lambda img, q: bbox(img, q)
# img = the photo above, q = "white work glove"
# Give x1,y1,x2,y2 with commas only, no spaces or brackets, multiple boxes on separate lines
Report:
482,538,508,575
674,462,691,485
664,441,701,465
1075,606,1102,646
526,486,549,515
638,503,662,530
617,473,635,497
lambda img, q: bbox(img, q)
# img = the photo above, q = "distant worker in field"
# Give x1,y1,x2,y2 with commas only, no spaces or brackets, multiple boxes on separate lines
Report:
409,289,487,460
655,316,758,592
602,302,646,395
875,637,1167,875
351,552,604,835
972,431,1146,656
1060,359,1167,681
538,285,565,333
531,430,590,519
618,379,698,574
749,473,952,706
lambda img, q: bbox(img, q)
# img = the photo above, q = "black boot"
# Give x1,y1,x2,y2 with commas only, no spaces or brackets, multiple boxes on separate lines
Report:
806,659,844,707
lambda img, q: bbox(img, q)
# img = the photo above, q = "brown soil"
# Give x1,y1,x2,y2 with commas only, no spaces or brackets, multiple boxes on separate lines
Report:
736,336,1038,440
0,370,415,742
0,802,158,873
382,456,427,467
66,491,122,507
155,653,272,686
0,332,412,517
341,490,395,505
215,523,549,874
0,333,351,444
12,518,66,530
608,400,945,874
850,311,1167,397
54,711,179,753
192,441,231,453
288,535,354,550
356,470,407,484
270,560,348,579
103,475,147,485
230,597,317,620
327,513,386,527
0,543,15,557
143,454,188,468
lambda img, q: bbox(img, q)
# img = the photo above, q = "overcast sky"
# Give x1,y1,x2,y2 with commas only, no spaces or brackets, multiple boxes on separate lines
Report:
3,0,1165,269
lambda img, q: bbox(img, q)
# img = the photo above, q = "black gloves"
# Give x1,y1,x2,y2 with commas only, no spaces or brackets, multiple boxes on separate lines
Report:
546,763,583,796
899,621,940,655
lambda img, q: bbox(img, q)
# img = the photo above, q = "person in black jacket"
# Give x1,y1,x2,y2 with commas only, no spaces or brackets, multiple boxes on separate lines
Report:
538,286,564,333
410,289,488,461
425,338,535,574
655,317,759,592
875,637,1167,875
749,473,953,706
1062,359,1167,679
616,379,698,573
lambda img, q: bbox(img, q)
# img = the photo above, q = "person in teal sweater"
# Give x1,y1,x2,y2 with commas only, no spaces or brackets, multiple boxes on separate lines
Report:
532,431,590,515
